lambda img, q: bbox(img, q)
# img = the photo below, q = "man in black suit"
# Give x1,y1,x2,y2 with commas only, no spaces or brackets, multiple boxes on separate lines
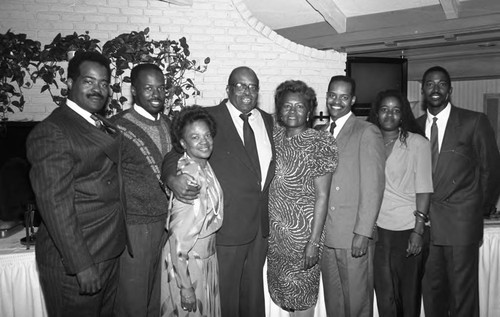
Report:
27,51,127,317
163,66,275,317
417,66,500,317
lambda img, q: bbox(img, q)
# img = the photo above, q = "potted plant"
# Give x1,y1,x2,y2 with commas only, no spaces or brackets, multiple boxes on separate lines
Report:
102,27,210,116
0,30,41,120
32,31,100,106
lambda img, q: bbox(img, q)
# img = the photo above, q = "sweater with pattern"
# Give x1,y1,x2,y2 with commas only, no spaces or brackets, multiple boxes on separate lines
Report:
111,107,172,224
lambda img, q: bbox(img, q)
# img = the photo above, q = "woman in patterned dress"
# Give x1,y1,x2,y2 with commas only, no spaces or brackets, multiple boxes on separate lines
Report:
161,105,223,317
268,80,338,316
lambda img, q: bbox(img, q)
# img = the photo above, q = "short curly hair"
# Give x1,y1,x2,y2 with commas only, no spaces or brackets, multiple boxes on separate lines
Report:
171,105,217,153
274,80,317,127
67,51,111,81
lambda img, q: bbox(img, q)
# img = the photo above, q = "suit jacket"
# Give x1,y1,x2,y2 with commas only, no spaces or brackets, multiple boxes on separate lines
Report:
317,115,385,249
162,100,275,246
27,103,127,275
417,106,500,245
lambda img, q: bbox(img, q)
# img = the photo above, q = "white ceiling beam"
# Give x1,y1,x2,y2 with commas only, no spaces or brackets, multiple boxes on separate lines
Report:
439,0,460,19
306,0,346,33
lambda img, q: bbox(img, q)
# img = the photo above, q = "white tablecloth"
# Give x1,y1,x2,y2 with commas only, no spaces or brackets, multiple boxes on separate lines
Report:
0,229,47,317
479,224,500,317
265,223,500,317
1,225,499,317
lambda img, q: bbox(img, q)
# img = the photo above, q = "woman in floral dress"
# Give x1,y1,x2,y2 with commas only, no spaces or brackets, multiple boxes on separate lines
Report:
268,80,338,316
161,105,223,317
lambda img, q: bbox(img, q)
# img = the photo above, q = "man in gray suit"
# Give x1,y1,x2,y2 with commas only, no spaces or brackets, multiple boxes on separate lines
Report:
317,75,385,317
27,51,127,317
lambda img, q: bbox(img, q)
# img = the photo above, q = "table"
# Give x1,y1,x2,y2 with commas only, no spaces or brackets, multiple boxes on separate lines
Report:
264,222,500,317
1,224,499,317
0,228,47,317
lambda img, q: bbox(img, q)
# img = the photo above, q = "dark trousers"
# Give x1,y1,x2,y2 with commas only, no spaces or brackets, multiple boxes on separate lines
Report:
113,221,166,317
374,227,429,317
216,226,268,317
422,242,479,317
38,257,119,317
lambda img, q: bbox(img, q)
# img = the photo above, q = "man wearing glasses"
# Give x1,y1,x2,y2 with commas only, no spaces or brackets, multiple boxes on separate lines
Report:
163,66,275,317
316,75,385,317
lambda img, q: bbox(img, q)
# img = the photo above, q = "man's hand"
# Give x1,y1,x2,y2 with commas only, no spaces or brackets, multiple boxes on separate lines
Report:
76,265,101,295
167,173,200,204
351,234,369,258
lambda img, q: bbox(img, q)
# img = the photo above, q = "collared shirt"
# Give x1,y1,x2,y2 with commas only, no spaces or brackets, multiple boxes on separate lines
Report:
226,101,273,189
329,111,353,138
425,102,451,152
134,104,160,121
66,99,98,127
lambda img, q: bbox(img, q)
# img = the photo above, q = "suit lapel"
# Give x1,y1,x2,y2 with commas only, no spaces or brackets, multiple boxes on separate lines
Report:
259,108,275,191
216,103,259,178
433,106,460,182
61,104,121,164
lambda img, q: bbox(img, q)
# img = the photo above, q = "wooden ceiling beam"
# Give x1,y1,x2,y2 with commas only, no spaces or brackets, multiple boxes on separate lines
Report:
306,0,346,33
439,0,460,19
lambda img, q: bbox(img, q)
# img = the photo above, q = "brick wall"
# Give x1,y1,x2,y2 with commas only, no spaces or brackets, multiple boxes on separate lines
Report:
1,0,345,121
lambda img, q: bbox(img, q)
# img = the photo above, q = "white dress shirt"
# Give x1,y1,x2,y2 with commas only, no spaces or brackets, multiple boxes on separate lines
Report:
425,102,451,153
134,104,160,121
329,111,353,138
226,101,272,189
66,99,98,127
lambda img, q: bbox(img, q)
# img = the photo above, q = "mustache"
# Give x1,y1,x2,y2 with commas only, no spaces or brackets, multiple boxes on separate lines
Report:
87,93,104,99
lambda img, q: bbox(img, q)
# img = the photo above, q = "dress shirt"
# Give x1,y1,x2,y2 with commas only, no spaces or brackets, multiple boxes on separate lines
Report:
134,104,160,121
66,99,98,127
226,101,272,189
425,102,451,153
329,111,353,138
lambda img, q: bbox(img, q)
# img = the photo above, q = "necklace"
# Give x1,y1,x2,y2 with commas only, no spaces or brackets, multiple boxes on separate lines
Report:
384,137,398,147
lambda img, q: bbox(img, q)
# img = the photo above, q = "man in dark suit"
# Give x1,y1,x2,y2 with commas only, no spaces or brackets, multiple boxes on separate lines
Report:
316,75,385,317
163,66,275,317
417,66,500,317
27,51,127,317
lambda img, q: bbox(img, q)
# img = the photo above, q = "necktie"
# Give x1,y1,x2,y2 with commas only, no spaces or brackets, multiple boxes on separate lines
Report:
240,113,261,177
430,117,439,172
329,121,336,135
91,114,107,133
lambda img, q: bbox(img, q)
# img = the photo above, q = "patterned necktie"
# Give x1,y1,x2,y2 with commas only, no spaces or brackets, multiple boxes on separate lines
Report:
90,114,105,131
430,117,439,172
329,121,336,135
240,113,261,178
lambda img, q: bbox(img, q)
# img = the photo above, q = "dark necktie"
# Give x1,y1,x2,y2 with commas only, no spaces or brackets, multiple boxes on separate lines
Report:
240,113,261,177
329,121,336,135
430,117,439,172
91,114,106,132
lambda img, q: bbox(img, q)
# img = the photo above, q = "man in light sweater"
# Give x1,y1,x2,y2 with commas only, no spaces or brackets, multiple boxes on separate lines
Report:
112,63,172,317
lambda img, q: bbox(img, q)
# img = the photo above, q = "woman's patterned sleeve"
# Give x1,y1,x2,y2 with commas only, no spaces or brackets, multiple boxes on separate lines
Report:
311,130,338,177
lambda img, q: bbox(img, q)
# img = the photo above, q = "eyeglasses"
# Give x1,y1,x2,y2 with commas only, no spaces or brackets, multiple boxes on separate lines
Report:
229,83,259,94
326,92,351,101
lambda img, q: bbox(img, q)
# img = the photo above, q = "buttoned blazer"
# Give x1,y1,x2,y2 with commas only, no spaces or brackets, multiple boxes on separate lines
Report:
27,103,127,274
205,100,276,245
417,106,500,245
316,115,385,249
